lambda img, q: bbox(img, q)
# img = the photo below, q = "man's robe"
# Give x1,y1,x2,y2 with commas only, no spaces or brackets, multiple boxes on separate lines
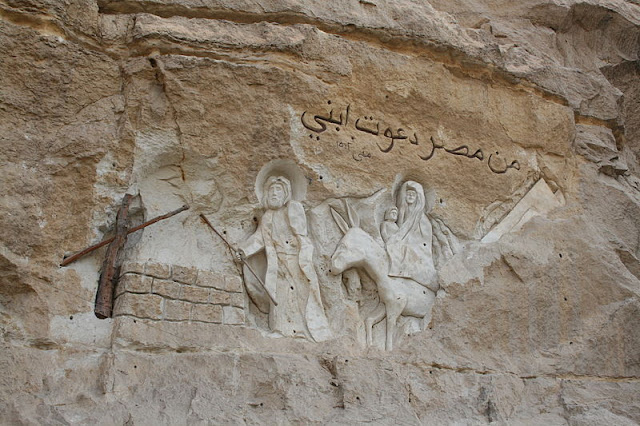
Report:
239,201,331,342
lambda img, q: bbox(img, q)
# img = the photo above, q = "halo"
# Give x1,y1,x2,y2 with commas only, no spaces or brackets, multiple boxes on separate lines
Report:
255,159,308,206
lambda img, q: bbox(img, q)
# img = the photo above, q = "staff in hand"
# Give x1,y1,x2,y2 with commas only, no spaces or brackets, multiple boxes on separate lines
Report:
199,214,278,306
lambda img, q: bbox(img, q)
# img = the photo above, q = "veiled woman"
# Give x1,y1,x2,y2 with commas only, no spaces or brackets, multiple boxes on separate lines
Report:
385,181,438,291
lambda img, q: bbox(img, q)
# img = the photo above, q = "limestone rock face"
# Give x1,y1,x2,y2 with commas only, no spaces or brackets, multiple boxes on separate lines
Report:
1,0,639,424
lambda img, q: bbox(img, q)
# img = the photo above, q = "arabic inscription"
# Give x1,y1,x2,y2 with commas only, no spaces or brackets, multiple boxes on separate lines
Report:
301,101,521,174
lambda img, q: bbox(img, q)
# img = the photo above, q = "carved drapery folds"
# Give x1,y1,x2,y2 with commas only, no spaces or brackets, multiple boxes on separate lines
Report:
234,161,458,350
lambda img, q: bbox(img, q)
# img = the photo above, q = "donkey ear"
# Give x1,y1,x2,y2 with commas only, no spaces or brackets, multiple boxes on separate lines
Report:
330,207,350,235
345,201,360,228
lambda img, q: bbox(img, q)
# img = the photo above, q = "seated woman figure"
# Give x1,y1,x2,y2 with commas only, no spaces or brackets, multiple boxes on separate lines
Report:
385,181,438,292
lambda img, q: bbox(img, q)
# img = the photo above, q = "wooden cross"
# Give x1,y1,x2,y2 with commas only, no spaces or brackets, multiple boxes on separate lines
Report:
61,195,189,319
95,194,132,319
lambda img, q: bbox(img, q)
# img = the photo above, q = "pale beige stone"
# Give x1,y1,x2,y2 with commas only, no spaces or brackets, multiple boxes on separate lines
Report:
209,289,231,305
191,304,222,323
223,306,245,325
114,293,163,320
164,299,191,321
2,0,640,424
196,270,225,289
120,261,145,275
180,286,209,304
481,179,564,243
223,275,244,293
575,124,629,177
172,265,198,284
229,293,244,308
114,280,126,298
144,262,171,279
120,273,153,294
152,279,181,299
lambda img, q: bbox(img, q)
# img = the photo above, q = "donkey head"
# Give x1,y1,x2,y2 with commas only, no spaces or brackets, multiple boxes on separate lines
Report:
330,201,373,274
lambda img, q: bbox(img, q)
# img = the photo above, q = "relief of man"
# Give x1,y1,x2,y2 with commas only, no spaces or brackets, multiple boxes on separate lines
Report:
236,176,331,342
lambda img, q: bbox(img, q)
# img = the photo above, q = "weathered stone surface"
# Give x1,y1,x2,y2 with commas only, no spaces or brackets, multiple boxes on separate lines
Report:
222,306,245,325
192,304,222,324
164,299,191,321
114,293,164,320
172,265,198,284
152,278,181,299
209,289,231,305
1,0,639,424
224,274,244,293
180,285,209,304
229,293,244,308
2,0,101,37
575,123,629,177
119,273,153,293
196,270,225,289
144,262,171,279
120,260,144,275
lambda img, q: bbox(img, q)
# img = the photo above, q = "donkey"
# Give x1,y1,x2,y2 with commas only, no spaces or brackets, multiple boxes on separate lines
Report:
330,203,436,351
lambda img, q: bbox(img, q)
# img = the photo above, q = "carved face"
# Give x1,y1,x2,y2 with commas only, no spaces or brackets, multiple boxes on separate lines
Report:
388,207,398,221
405,189,417,205
267,183,286,209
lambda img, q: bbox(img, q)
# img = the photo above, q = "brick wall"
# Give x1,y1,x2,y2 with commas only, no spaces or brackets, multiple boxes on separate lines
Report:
113,261,245,326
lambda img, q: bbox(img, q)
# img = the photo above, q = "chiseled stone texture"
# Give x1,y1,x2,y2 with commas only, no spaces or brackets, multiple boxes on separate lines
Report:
114,293,164,320
1,0,639,424
152,278,181,299
112,263,248,325
191,304,223,324
164,299,191,321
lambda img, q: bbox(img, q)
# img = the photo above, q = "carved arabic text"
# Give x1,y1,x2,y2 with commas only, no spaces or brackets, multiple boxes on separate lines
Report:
301,101,521,175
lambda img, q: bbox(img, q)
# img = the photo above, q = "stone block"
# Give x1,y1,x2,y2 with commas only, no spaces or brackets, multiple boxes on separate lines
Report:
120,273,152,293
191,304,222,323
114,293,163,320
120,261,144,275
172,265,198,284
114,280,126,297
223,306,245,325
209,289,231,305
144,262,171,279
229,293,244,308
152,279,181,299
223,275,244,293
180,285,209,303
164,299,191,321
197,270,225,290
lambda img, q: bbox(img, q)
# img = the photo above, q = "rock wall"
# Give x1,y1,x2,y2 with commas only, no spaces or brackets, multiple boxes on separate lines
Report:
1,0,639,424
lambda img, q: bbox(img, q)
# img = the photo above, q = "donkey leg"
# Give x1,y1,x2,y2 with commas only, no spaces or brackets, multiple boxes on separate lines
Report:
422,290,436,328
365,302,386,347
385,298,406,351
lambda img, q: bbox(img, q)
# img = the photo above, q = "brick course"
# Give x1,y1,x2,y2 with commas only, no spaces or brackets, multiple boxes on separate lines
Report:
113,263,246,327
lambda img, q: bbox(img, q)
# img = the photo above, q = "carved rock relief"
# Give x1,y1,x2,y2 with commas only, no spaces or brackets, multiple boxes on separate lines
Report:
113,261,245,326
233,160,462,350
234,161,331,342
228,159,568,351
116,156,564,352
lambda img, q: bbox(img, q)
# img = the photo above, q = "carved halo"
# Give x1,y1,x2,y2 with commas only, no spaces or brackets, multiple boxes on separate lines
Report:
255,159,308,207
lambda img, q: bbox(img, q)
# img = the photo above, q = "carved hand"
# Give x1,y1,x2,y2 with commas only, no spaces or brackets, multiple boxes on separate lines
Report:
233,249,246,264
